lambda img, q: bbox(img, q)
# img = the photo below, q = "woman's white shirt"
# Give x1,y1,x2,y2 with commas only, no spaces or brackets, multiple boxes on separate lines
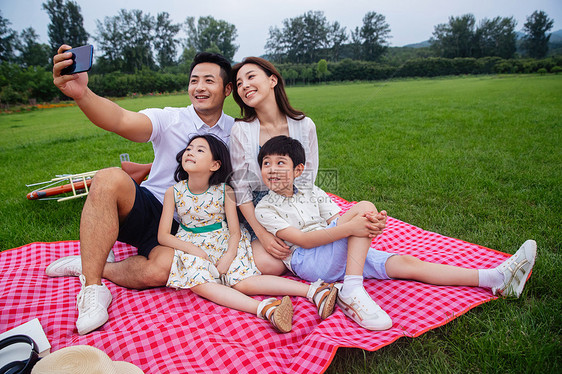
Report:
229,116,318,205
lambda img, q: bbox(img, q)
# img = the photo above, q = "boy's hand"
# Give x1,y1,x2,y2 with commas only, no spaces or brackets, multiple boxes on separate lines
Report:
364,210,387,238
346,214,377,237
346,210,386,238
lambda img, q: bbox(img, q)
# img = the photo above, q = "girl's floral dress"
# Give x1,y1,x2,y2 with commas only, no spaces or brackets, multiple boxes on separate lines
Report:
167,181,261,289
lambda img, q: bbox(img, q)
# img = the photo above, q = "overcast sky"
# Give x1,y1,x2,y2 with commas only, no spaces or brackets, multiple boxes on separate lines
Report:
2,0,561,61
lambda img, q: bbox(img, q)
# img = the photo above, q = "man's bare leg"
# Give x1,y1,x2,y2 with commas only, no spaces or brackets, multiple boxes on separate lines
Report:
80,167,136,287
102,246,175,289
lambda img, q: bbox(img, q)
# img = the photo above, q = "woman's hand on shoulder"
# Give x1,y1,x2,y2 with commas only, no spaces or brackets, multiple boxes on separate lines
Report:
258,230,290,259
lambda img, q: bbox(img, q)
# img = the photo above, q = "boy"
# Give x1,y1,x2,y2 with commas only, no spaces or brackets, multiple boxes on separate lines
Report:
254,135,537,331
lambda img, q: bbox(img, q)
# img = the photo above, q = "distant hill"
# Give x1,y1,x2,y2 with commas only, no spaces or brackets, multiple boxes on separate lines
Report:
549,29,562,43
403,40,431,48
401,29,562,49
516,29,562,42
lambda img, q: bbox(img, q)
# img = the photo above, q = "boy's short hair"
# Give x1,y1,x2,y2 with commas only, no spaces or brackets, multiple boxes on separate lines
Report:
189,52,232,88
258,135,306,168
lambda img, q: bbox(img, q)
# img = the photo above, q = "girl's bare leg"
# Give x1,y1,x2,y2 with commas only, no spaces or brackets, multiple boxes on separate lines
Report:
234,275,309,296
191,282,261,314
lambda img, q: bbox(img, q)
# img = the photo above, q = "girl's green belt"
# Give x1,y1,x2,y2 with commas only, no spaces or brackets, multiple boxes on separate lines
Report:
180,221,223,233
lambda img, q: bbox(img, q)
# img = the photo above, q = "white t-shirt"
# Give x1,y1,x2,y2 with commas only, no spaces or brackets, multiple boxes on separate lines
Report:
229,116,318,205
139,105,234,202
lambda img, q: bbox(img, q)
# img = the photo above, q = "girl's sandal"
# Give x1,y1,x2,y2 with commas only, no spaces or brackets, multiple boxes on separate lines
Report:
310,280,338,320
259,296,293,333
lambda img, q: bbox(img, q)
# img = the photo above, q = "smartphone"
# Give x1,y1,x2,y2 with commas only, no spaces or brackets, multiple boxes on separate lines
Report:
61,45,93,75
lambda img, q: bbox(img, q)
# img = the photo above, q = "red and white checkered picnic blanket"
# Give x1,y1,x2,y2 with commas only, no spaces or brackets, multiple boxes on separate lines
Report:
0,194,508,373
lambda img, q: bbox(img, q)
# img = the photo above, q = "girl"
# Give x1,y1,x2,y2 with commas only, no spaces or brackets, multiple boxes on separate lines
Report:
158,134,339,333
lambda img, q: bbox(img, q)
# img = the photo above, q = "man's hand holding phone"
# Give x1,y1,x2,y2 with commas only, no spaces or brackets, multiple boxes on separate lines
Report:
53,45,92,100
61,45,93,75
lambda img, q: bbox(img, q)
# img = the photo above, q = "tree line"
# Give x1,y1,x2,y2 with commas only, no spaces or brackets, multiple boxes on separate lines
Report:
430,12,555,59
0,1,559,106
0,1,238,73
1,2,558,69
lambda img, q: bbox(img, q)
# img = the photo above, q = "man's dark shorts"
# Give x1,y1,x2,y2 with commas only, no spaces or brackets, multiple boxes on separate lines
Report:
117,180,178,258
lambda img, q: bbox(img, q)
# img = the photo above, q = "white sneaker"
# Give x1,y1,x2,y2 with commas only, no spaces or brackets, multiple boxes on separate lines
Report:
493,240,537,298
46,250,116,277
336,285,392,331
76,275,112,335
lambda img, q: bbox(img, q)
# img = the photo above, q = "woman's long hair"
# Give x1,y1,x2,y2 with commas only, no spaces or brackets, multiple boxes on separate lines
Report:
231,57,305,122
174,134,233,186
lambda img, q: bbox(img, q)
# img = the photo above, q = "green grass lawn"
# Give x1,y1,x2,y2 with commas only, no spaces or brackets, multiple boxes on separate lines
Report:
1,75,560,373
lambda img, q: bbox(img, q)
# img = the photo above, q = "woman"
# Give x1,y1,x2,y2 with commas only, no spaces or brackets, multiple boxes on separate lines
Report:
230,57,319,275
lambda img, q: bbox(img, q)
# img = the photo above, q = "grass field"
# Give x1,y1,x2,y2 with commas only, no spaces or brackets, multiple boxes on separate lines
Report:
1,75,560,373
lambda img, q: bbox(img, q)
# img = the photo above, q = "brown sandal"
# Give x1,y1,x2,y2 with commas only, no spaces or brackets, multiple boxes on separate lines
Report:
311,282,338,319
260,296,293,333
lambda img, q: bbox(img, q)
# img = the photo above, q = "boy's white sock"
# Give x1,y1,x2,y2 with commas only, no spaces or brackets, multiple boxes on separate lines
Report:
477,268,504,289
340,275,364,299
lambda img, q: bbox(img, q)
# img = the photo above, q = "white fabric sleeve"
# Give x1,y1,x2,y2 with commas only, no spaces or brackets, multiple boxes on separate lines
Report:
229,124,254,205
139,108,166,143
294,117,318,189
306,118,319,184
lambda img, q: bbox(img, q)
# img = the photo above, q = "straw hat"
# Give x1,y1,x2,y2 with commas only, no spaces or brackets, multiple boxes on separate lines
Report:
31,345,144,374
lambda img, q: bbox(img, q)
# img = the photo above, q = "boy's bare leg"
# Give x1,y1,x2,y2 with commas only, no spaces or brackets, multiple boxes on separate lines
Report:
337,201,386,237
345,235,371,275
337,201,377,225
385,240,536,298
384,255,478,286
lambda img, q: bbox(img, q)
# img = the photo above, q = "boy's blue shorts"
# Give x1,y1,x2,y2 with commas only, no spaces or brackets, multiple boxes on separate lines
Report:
289,218,394,283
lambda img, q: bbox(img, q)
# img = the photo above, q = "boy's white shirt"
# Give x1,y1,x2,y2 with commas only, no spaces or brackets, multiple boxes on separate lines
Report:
254,185,341,270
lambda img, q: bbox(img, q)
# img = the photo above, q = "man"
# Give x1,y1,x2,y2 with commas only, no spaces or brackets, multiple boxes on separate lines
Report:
46,45,234,335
